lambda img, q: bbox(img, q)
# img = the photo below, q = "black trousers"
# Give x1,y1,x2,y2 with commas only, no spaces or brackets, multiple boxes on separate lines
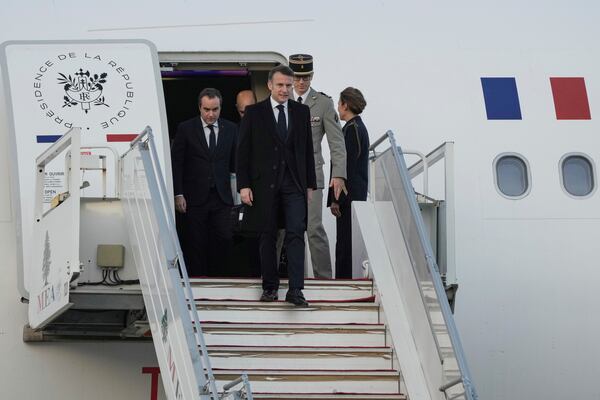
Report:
259,172,306,291
335,200,353,279
182,188,232,277
230,235,261,278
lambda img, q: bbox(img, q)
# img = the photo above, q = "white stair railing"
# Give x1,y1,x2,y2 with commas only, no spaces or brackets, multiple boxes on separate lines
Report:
366,131,478,400
121,127,252,400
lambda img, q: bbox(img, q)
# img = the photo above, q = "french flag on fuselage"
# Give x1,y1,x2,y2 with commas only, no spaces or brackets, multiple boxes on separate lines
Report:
35,133,137,143
481,76,591,120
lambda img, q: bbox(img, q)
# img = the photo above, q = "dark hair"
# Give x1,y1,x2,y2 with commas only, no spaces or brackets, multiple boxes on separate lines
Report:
268,65,294,81
339,87,367,115
198,88,223,106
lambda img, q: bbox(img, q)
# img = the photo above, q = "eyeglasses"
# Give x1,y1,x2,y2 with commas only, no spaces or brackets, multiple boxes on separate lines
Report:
293,76,312,82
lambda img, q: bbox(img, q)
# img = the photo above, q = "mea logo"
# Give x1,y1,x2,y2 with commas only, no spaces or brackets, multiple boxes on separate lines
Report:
58,69,109,114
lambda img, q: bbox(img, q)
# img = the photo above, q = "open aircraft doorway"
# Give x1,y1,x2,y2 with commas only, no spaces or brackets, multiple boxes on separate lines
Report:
159,52,286,278
159,52,285,141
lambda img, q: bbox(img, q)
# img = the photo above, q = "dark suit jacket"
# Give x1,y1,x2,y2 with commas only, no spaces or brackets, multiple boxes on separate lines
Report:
236,98,317,232
171,116,238,206
327,115,370,205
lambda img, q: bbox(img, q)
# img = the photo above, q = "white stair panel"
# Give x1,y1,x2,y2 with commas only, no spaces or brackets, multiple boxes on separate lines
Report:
190,278,374,302
251,394,405,399
214,369,400,394
207,346,393,370
195,301,380,324
200,323,387,347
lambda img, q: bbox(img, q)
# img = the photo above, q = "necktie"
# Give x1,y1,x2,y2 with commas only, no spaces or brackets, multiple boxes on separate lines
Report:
297,96,303,104
208,124,216,153
276,104,287,140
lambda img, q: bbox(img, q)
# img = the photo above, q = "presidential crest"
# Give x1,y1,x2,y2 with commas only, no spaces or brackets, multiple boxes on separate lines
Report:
57,68,109,114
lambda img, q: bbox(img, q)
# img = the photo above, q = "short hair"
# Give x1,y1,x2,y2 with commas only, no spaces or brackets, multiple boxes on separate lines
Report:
198,88,222,106
268,65,294,81
339,87,367,115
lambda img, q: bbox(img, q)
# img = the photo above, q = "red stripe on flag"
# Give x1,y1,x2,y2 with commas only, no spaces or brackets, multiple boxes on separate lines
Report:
106,134,138,142
550,77,591,120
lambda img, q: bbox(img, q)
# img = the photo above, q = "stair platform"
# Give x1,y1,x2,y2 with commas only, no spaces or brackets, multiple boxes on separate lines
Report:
251,393,406,399
199,322,388,347
207,345,393,370
195,300,381,324
213,369,400,393
190,278,374,302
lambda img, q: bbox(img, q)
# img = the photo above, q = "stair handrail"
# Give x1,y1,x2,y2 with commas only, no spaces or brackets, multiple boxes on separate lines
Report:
406,141,455,282
369,131,478,400
143,126,219,398
129,126,253,399
122,126,218,398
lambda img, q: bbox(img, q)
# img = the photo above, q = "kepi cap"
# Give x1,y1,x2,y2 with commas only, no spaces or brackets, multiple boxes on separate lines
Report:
289,54,313,75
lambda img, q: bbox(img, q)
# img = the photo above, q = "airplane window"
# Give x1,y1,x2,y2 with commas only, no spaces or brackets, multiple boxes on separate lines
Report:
494,155,530,198
561,154,595,197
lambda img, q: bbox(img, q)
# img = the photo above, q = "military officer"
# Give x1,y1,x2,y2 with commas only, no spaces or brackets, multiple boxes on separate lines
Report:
288,54,347,279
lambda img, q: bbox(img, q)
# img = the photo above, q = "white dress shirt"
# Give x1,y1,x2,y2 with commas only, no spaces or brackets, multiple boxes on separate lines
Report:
270,96,289,129
201,118,219,145
293,90,309,104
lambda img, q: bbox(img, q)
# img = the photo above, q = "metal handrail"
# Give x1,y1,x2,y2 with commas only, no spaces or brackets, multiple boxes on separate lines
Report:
133,126,252,399
133,127,219,398
221,373,254,400
65,145,121,198
406,141,456,282
403,149,428,196
369,130,478,400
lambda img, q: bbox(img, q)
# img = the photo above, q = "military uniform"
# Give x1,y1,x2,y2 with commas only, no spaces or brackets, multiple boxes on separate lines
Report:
288,54,347,278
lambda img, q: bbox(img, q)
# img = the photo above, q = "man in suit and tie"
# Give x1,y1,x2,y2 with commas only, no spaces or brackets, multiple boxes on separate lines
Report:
237,65,317,306
288,54,347,279
171,88,238,277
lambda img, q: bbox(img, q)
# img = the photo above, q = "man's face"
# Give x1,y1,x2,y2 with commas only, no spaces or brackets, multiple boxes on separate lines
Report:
199,96,221,125
268,72,293,104
236,91,256,118
293,73,313,96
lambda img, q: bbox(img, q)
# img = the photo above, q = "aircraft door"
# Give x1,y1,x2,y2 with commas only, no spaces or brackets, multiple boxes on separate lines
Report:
28,129,81,329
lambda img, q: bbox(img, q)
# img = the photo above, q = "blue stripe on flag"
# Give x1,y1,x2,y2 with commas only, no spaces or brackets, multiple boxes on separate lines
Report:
36,135,62,143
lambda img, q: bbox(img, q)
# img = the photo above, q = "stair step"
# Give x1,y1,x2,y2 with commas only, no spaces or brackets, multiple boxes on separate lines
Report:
199,322,387,347
207,345,393,370
214,369,400,394
195,301,380,324
251,394,406,399
190,278,374,302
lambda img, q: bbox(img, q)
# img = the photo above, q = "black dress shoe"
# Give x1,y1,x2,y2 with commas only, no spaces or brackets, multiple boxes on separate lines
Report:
285,289,308,307
260,289,278,302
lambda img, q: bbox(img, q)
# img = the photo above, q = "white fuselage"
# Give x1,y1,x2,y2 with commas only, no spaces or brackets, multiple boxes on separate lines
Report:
1,2,600,399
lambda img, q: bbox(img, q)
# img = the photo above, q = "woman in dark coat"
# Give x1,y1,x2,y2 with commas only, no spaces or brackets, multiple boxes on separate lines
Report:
328,87,370,279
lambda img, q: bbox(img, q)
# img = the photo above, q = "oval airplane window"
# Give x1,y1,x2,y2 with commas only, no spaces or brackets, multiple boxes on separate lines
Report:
494,154,530,199
560,154,596,198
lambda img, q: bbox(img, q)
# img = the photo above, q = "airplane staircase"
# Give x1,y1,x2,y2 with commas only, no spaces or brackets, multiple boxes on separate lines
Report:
25,127,477,400
188,277,405,399
117,127,479,400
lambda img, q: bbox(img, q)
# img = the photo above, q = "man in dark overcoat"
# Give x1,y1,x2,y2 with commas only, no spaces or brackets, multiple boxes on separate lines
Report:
236,65,317,306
